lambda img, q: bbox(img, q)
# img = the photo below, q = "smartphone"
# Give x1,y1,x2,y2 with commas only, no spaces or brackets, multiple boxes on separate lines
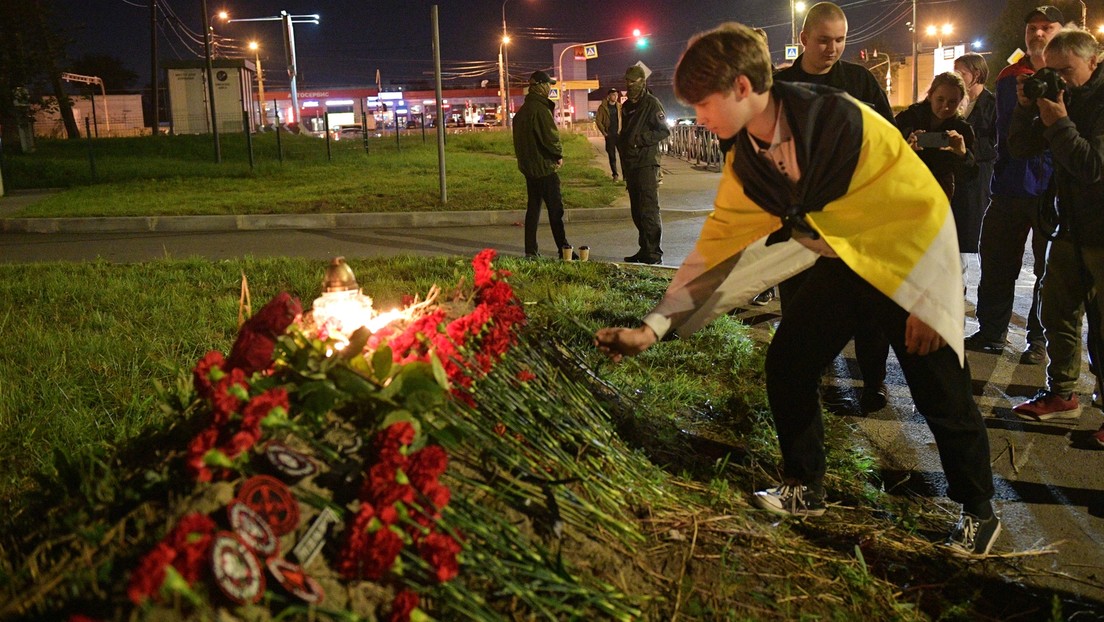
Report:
916,132,950,149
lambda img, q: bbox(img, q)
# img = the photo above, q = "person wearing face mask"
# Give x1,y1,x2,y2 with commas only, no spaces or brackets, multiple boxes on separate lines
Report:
595,88,622,180
953,53,997,261
1007,27,1104,431
513,70,574,260
773,1,894,415
967,6,1064,364
896,72,977,239
618,65,671,265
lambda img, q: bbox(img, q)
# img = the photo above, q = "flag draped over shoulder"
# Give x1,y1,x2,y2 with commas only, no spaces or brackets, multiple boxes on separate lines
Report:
644,82,964,364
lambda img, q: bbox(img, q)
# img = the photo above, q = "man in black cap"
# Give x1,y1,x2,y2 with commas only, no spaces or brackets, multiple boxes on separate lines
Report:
619,65,671,265
512,70,574,259
595,88,622,180
967,5,1063,363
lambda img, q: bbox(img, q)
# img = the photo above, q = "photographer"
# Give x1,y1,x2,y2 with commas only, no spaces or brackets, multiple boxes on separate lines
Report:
1007,27,1104,432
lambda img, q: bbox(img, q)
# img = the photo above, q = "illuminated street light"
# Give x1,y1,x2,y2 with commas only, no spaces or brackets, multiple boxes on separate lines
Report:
225,10,320,127
502,0,514,128
790,1,807,46
926,22,953,47
499,35,510,126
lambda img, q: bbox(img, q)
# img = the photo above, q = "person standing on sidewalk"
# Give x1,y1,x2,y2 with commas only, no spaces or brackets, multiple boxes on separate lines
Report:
772,1,896,413
595,88,622,181
596,22,1000,556
953,53,997,268
618,65,671,265
1006,27,1104,428
513,70,573,260
966,6,1063,365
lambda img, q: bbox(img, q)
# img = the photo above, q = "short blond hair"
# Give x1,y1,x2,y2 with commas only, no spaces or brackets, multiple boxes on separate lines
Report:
801,2,847,32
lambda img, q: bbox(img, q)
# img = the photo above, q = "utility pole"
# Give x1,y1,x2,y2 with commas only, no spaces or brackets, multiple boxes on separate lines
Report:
911,0,918,103
200,0,221,162
150,0,159,135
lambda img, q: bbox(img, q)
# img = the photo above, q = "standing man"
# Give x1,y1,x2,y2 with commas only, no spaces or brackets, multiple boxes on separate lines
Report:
967,6,1063,364
619,65,671,265
595,88,622,181
513,70,574,260
772,1,895,413
596,22,1000,556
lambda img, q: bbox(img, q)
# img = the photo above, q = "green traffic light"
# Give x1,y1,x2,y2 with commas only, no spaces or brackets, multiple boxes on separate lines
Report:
635,37,648,48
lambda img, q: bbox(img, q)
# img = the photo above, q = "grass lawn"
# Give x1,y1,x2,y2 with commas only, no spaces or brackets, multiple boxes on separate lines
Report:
1,130,622,218
1,255,1095,620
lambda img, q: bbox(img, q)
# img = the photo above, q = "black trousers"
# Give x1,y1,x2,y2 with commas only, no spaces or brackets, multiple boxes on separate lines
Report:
524,173,568,257
975,194,1049,344
624,165,662,261
765,258,994,507
604,136,619,176
778,270,889,386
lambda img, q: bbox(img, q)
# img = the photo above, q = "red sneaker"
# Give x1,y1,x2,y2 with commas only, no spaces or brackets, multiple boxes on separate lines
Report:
1013,390,1081,421
1092,424,1104,448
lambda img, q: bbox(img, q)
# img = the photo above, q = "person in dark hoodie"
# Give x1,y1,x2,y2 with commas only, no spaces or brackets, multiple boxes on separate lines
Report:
618,65,671,265
1007,27,1104,431
513,70,573,260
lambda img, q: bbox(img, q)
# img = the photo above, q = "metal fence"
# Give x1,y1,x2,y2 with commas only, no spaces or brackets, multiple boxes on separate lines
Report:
661,124,723,170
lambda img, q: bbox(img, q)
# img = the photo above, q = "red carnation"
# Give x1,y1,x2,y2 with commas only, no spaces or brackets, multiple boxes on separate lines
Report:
192,350,226,400
407,445,449,491
419,531,461,583
387,589,420,622
472,248,498,288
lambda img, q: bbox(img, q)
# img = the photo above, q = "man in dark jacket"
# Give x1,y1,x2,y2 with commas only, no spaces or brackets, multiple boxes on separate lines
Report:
773,1,895,414
1007,27,1104,431
618,65,671,264
513,70,573,259
595,88,622,180
967,6,1063,363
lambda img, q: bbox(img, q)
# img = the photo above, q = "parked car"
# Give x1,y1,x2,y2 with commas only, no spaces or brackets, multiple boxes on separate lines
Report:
332,126,364,141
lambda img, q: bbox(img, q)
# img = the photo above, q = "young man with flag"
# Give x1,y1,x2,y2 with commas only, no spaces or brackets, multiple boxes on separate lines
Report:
595,22,1000,556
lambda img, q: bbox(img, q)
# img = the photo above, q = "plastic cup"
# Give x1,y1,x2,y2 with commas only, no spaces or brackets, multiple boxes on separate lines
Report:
578,245,590,261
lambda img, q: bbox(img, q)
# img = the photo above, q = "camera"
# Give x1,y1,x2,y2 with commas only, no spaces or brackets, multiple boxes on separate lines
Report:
916,131,950,149
1023,67,1066,102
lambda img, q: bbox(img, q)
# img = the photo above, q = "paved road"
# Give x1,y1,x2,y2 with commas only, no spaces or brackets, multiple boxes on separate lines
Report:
2,139,1101,604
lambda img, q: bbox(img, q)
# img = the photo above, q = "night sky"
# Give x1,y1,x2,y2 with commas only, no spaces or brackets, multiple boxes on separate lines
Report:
62,0,990,97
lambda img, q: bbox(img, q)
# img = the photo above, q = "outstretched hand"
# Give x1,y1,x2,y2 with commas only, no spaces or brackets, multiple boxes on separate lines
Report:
594,325,658,363
904,314,946,356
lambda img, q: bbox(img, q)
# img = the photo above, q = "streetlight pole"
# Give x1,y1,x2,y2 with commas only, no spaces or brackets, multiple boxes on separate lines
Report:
249,41,266,127
225,11,319,128
501,0,512,127
790,0,797,46
910,0,918,103
498,39,508,125
557,34,647,126
200,0,220,162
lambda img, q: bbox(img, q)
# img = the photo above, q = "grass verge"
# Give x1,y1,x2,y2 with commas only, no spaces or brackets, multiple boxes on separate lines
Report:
1,131,622,217
0,256,1099,620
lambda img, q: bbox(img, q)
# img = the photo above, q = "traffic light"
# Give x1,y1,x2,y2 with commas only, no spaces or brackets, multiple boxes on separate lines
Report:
860,49,867,61
633,28,648,49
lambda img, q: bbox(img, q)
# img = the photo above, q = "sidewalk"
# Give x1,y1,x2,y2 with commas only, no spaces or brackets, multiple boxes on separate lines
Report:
0,138,717,235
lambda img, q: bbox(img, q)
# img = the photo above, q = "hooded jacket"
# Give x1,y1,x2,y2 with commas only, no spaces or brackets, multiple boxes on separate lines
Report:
512,92,562,178
1008,63,1104,247
643,82,965,363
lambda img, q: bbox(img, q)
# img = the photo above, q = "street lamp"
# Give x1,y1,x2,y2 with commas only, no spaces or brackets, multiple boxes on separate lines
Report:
926,23,953,48
249,41,267,127
501,0,513,127
499,35,510,126
556,33,649,126
790,0,808,46
224,10,320,127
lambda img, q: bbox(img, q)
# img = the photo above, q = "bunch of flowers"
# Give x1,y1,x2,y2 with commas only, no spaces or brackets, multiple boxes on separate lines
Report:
372,249,526,402
126,513,217,605
187,351,290,482
337,422,461,619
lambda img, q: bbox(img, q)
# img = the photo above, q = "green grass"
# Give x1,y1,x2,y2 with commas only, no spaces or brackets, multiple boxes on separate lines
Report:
0,256,1098,621
1,131,622,217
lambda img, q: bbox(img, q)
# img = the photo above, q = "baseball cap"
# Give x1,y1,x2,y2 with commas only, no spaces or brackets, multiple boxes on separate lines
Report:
607,88,620,94
529,70,556,85
1025,5,1064,23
